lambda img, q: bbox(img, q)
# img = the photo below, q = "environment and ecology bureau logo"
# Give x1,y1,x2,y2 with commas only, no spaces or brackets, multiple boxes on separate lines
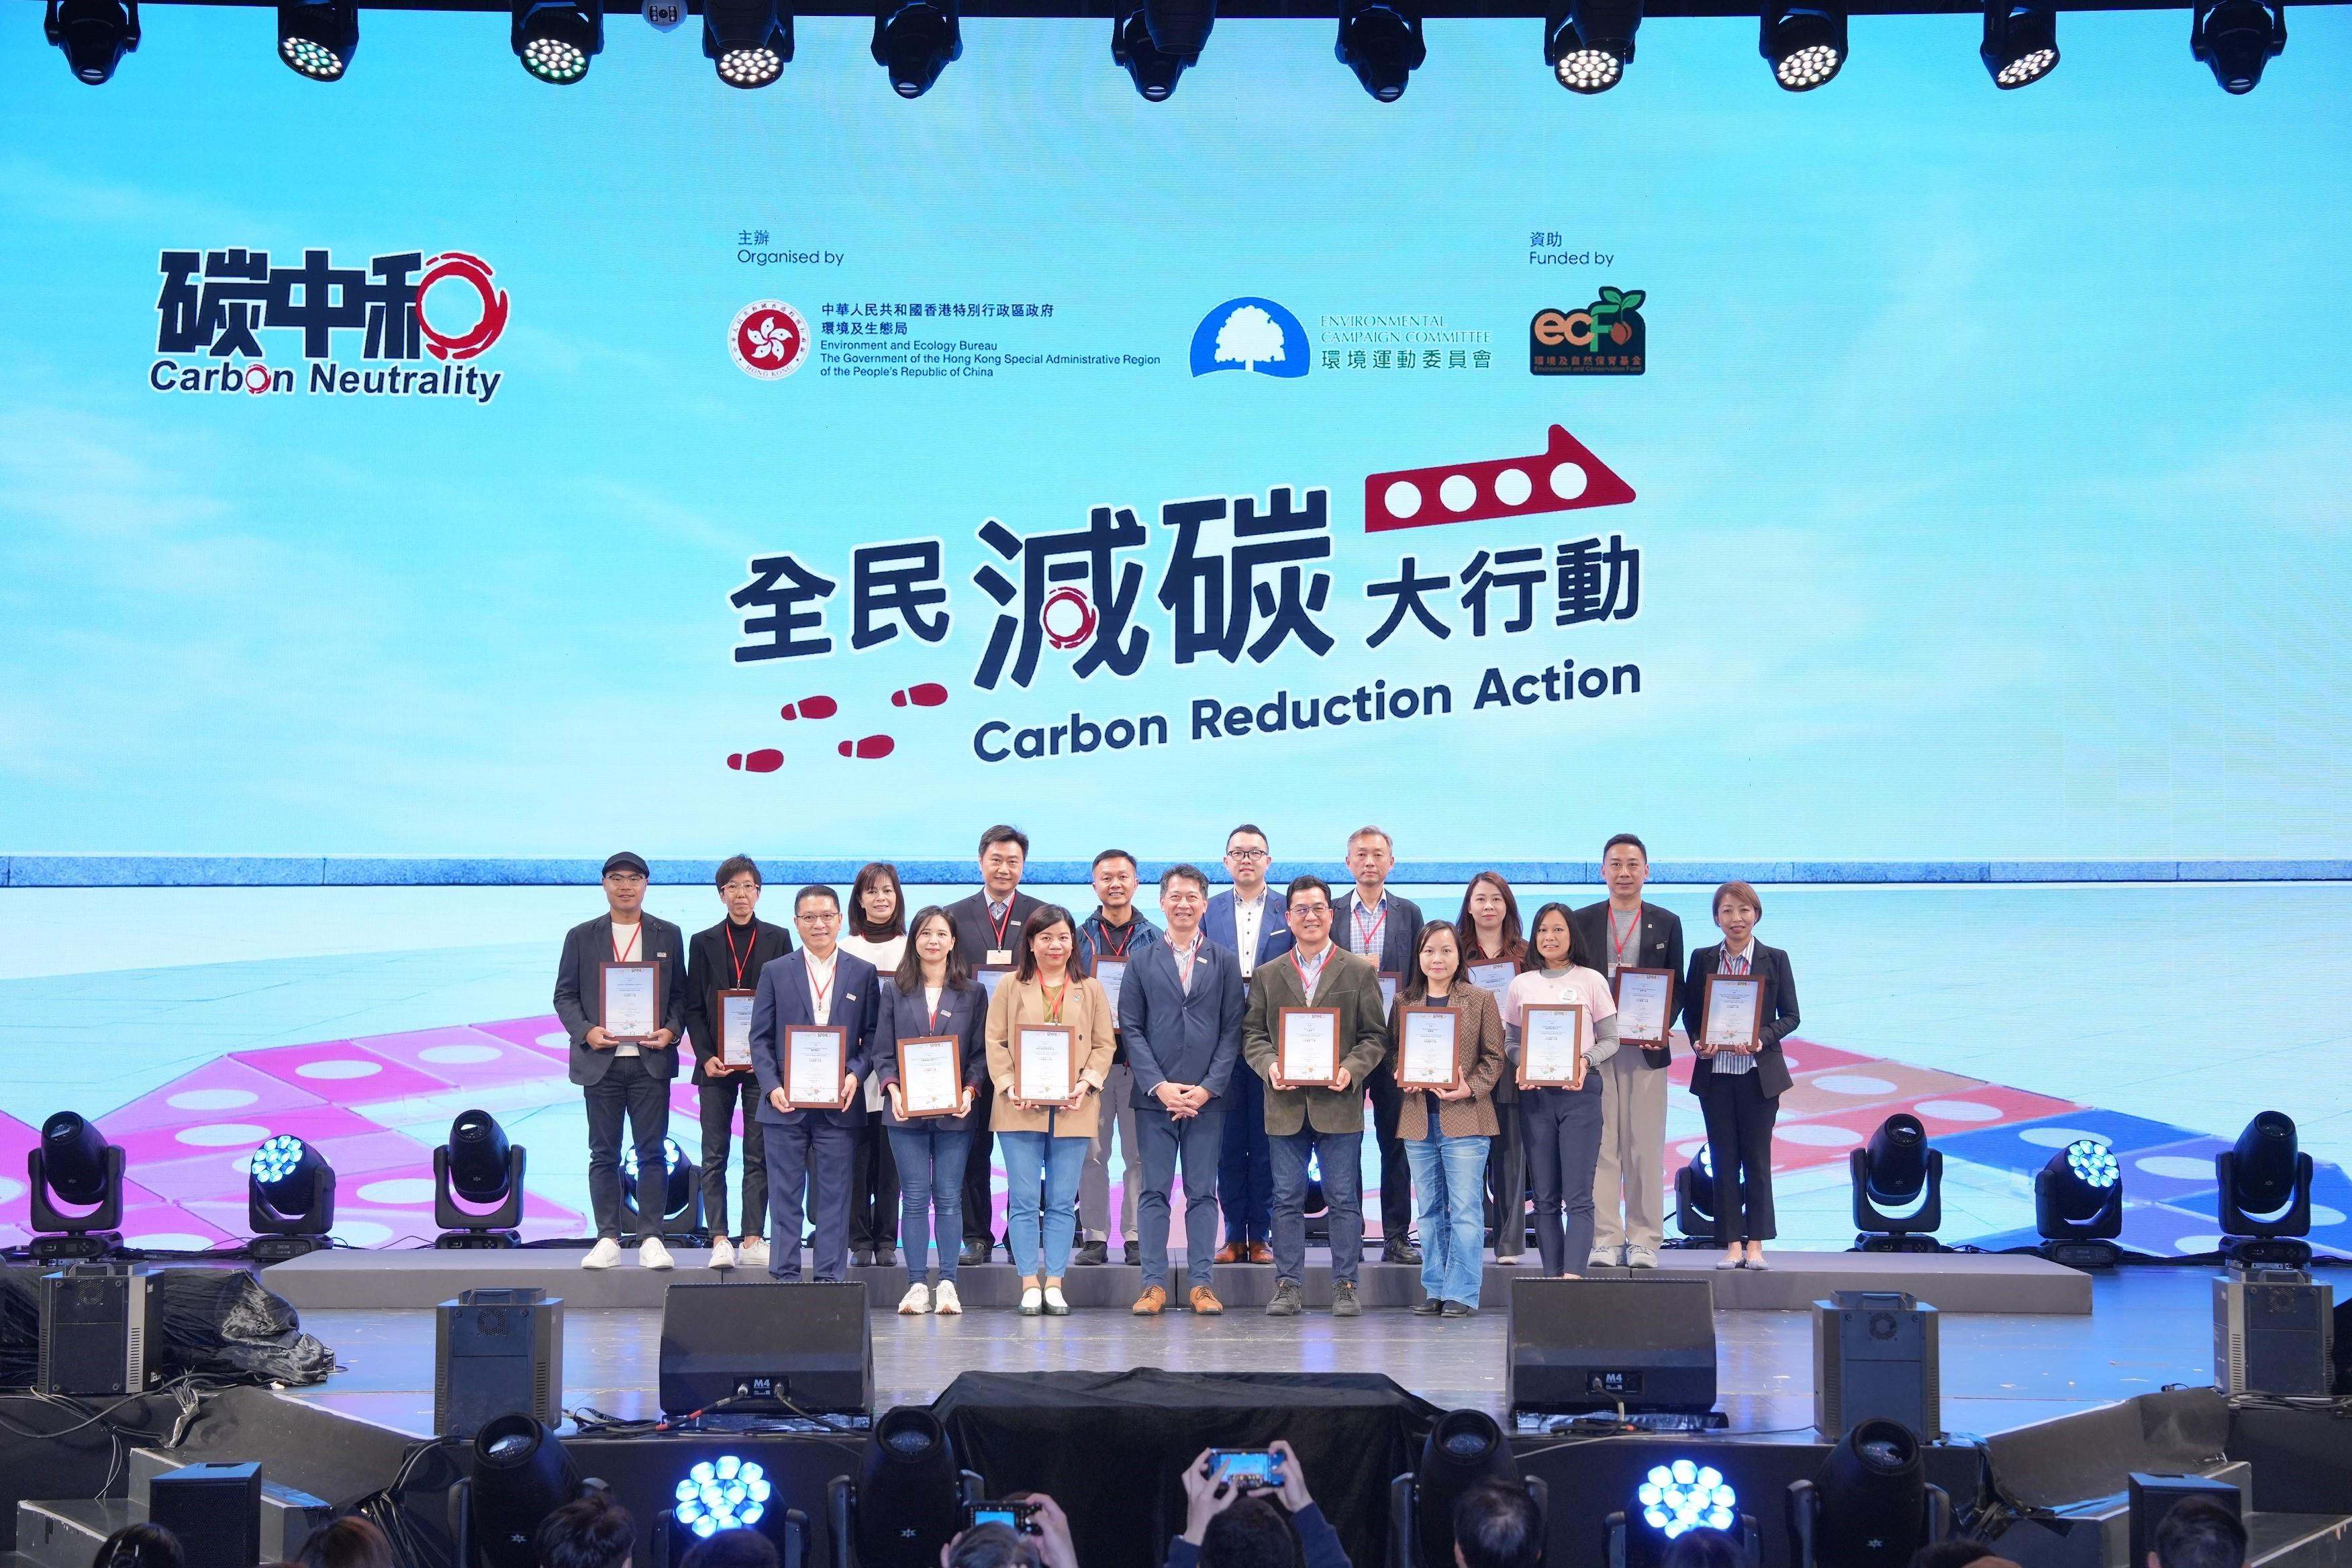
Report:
1530,286,1646,375
148,247,510,402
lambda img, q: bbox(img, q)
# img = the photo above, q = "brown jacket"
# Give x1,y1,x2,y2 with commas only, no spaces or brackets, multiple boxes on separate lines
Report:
1394,985,1506,1140
985,973,1118,1138
1240,946,1389,1136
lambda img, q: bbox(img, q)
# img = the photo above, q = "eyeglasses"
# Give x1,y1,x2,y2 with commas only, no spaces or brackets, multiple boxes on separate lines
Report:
795,910,840,924
1290,902,1331,917
1225,848,1269,861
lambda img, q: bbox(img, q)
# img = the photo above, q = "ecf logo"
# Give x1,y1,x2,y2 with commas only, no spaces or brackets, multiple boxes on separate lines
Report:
1530,287,1646,376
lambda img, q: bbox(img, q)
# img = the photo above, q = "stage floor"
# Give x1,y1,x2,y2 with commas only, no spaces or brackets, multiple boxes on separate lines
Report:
279,1261,2214,1442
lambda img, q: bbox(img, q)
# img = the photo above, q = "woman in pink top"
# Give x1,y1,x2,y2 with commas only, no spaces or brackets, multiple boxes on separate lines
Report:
1500,903,1620,1277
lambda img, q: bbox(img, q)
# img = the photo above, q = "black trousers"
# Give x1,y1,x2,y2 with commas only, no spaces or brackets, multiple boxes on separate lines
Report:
1365,1059,1414,1242
1697,1071,1779,1242
1484,1084,1529,1255
847,1120,900,1250
697,1073,767,1240
962,1079,998,1245
584,1055,671,1242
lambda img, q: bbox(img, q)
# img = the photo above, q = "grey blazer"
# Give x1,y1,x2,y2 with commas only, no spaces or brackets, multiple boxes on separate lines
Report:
552,912,689,1085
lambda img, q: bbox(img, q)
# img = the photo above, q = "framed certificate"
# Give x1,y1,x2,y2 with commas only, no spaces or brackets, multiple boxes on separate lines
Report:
1612,968,1674,1048
1093,958,1129,1017
601,961,659,1042
1397,1006,1461,1091
784,1024,848,1107
896,1034,963,1118
977,965,1014,1000
1518,1003,1585,1090
1016,1025,1075,1103
1277,1007,1340,1087
718,989,756,1067
1377,971,1401,1015
1465,959,1516,1001
1701,974,1763,1054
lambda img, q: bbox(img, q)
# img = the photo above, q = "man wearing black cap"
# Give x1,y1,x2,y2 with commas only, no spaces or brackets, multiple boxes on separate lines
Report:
554,852,690,1269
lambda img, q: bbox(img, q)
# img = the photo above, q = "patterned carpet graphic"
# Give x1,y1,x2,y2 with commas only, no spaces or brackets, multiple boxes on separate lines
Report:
1,1018,2345,1259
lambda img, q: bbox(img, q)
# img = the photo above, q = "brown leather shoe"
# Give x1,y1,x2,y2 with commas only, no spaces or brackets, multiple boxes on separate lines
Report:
1213,1242,1246,1265
1189,1286,1224,1315
1246,1241,1275,1265
1132,1285,1168,1315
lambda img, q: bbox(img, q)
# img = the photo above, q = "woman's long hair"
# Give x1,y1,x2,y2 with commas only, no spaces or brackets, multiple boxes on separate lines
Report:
1014,905,1089,983
893,906,974,994
1453,871,1528,969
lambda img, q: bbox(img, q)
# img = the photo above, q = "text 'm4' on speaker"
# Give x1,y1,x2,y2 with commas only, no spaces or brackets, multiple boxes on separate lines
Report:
659,1279,873,1418
1507,1275,1717,1416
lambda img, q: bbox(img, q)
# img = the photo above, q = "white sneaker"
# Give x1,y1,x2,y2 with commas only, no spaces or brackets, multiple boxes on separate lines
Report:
1587,1246,1622,1269
897,1283,932,1314
638,1236,675,1270
1626,1245,1659,1269
707,1236,737,1269
740,1237,770,1269
933,1281,963,1315
582,1238,622,1270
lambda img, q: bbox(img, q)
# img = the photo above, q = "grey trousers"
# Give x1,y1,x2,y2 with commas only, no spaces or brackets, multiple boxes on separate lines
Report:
1079,1063,1140,1242
1591,1050,1669,1253
1522,1083,1606,1277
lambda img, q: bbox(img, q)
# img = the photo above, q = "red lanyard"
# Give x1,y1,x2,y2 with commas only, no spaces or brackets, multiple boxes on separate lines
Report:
1289,946,1325,992
1352,899,1386,954
1040,981,1069,1023
722,922,755,987
927,989,944,1032
1722,946,1750,976
987,899,1015,947
1098,920,1136,961
807,953,836,1013
1611,906,1640,963
611,922,642,963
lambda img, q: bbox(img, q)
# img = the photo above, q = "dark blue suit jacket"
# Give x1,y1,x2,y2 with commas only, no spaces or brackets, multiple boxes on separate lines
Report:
1202,889,1294,974
1117,936,1246,1107
1681,941,1800,1100
870,977,989,1132
750,949,879,1128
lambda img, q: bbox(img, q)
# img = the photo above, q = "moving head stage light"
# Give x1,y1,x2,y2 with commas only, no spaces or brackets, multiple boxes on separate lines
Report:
458,1415,602,1568
827,1407,975,1568
1849,1114,1943,1252
1787,1420,1952,1568
2035,1136,2121,1269
1391,1410,1545,1568
2217,1110,2314,1270
29,1111,126,1262
437,1109,527,1248
248,1133,337,1263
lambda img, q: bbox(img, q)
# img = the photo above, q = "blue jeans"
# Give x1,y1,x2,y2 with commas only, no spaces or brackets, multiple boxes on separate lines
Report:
887,1125,971,1286
998,1122,1088,1279
1405,1133,1492,1307
1271,1126,1364,1285
1136,1104,1226,1290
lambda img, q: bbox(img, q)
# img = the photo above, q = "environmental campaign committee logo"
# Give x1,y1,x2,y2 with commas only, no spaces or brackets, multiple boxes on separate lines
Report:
149,247,510,403
1530,287,1646,375
730,300,810,379
1190,297,1310,378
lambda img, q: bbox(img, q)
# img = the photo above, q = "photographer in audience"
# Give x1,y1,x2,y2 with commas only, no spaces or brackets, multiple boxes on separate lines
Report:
1450,1482,1540,1568
938,1494,1080,1568
1169,1441,1349,1568
536,1493,634,1568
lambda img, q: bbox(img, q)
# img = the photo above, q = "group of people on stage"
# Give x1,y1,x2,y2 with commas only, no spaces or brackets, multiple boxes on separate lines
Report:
550,822,1802,1315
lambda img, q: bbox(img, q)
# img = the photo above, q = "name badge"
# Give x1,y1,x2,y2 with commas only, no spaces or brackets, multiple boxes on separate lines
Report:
987,948,1015,967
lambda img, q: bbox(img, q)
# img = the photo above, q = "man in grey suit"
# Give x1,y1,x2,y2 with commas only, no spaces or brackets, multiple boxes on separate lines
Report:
1240,875,1389,1319
552,851,689,1271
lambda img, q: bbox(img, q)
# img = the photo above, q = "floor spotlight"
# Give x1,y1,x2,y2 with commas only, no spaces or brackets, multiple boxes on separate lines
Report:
248,1133,337,1263
277,0,356,79
1674,1144,1716,1240
872,0,961,97
1335,0,1425,101
1395,1410,1534,1568
1545,0,1638,93
461,1415,589,1568
29,1111,126,1261
705,0,793,88
511,0,601,83
1850,1114,1943,1252
436,1108,528,1248
621,1136,702,1240
2034,1136,2121,1269
2192,0,2284,93
677,1455,770,1538
828,1406,970,1568
1760,3,1845,90
2218,1110,2313,1269
1979,1,2056,86
1609,1459,1758,1568
1787,1419,1950,1568
44,0,138,83
1113,9,1195,101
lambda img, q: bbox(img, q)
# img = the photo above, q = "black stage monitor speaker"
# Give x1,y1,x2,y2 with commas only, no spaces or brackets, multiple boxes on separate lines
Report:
38,1263,162,1396
1508,1275,1716,1415
2126,1473,2242,1568
2212,1273,2334,1398
150,1461,263,1568
1813,1291,1941,1440
660,1281,872,1417
437,1287,565,1438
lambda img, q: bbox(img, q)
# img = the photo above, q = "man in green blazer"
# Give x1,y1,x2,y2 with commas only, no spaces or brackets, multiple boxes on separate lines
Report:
1241,875,1390,1318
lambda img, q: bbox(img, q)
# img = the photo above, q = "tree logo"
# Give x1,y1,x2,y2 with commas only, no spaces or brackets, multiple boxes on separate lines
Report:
730,299,810,380
1530,287,1646,376
1189,297,1310,379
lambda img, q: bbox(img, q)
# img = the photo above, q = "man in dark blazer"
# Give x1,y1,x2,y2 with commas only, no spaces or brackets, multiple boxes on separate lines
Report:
1679,881,1800,1265
1333,826,1425,1265
1569,833,1685,1270
683,854,794,1272
943,824,1041,1265
552,851,689,1271
1203,824,1291,1264
1118,863,1246,1315
1240,875,1389,1318
749,885,881,1283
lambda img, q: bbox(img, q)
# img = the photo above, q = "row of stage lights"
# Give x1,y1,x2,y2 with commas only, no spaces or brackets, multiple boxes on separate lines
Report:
41,0,2295,97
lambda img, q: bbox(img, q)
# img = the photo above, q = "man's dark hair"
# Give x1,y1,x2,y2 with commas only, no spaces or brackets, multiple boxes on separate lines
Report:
946,1524,1040,1568
1453,1481,1542,1568
534,1492,634,1568
1162,863,1212,895
294,1518,394,1568
979,825,1031,858
1602,833,1649,862
94,1524,184,1568
714,855,762,889
679,1528,779,1568
1092,848,1138,873
1658,1528,1745,1568
2154,1498,2247,1568
794,884,840,912
1199,1495,1302,1568
1910,1543,1996,1568
1285,874,1333,909
1226,824,1270,850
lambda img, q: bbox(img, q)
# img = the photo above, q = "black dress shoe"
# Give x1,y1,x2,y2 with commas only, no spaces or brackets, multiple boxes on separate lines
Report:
1383,1240,1423,1266
1412,1297,1444,1316
874,1245,896,1267
1440,1300,1476,1318
1073,1239,1110,1267
959,1240,991,1267
850,1248,871,1268
1124,1240,1140,1266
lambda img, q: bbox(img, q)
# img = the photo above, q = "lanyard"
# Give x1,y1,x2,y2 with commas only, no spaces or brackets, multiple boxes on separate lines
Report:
1610,905,1640,963
1173,937,1203,991
987,899,1015,947
1097,920,1137,961
807,952,837,1013
1289,946,1325,993
1040,980,1069,1023
722,922,756,987
1351,899,1386,955
611,922,642,963
1722,945,1751,976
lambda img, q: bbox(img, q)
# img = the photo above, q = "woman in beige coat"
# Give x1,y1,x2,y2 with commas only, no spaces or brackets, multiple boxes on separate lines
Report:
1394,920,1506,1317
986,905,1117,1315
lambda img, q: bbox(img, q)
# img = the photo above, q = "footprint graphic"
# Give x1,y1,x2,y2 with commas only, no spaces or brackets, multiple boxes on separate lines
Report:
728,749,785,773
837,736,895,760
890,683,950,709
779,696,838,721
